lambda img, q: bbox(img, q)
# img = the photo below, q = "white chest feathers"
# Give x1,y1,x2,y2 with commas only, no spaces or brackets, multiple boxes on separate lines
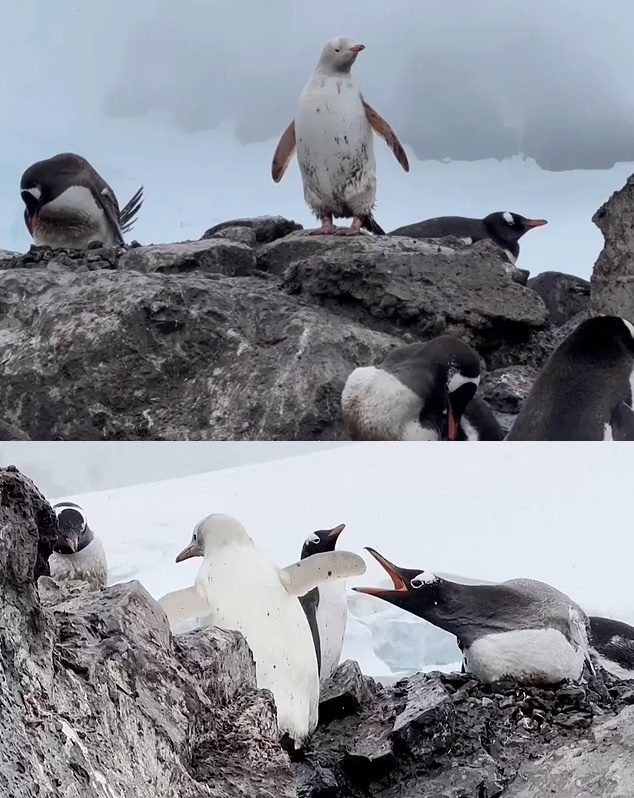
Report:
315,580,348,682
34,186,118,247
464,628,587,685
195,547,319,746
341,366,438,441
48,537,108,591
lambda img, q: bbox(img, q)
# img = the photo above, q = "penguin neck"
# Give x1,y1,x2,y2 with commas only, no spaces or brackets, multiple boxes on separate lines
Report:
76,525,94,552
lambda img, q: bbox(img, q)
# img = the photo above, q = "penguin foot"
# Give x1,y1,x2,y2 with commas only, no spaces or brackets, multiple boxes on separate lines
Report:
310,216,335,235
345,217,364,235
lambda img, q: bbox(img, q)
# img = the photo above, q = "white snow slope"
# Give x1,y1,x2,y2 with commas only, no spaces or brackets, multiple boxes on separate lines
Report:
47,443,634,682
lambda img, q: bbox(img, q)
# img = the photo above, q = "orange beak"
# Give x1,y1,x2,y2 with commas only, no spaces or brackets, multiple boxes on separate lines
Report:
349,44,365,53
447,408,458,441
524,219,548,228
354,547,408,595
327,523,346,541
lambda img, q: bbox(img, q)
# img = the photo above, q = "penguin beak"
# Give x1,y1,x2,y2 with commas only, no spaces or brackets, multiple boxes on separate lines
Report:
175,542,204,563
327,523,345,541
348,44,365,53
446,408,458,441
353,547,408,596
64,536,77,553
523,218,548,228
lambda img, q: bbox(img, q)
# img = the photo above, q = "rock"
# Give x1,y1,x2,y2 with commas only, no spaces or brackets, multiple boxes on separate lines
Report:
481,365,539,433
265,233,547,368
0,465,295,798
318,660,376,723
0,216,596,440
528,270,591,326
591,173,634,319
202,215,303,244
118,239,256,276
0,419,31,440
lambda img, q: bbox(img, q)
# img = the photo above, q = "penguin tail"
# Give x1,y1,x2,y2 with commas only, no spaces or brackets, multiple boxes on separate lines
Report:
360,214,385,236
119,186,144,234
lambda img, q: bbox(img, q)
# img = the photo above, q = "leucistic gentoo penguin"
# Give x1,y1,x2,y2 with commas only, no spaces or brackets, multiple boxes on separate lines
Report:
162,514,366,748
20,153,144,249
298,523,348,683
49,501,108,590
271,36,409,236
353,548,594,685
389,212,548,266
506,315,634,441
589,616,634,680
341,335,504,441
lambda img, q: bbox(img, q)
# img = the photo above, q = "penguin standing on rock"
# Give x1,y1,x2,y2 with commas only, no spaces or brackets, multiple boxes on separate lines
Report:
20,152,144,249
341,335,504,441
506,315,634,440
389,211,548,265
298,524,349,683
49,501,108,590
354,547,595,686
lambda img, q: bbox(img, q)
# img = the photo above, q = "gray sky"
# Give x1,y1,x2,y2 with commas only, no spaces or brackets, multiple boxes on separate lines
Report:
102,0,634,171
0,442,348,497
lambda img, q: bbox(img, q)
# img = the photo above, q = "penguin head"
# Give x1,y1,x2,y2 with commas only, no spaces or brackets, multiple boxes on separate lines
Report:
52,502,92,555
484,212,548,245
319,37,365,74
176,513,252,562
352,547,441,615
418,336,482,440
300,523,345,559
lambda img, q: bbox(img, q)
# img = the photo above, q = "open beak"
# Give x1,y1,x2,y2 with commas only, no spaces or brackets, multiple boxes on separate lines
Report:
348,44,365,53
523,218,548,228
353,546,408,596
64,537,77,553
327,523,345,541
175,542,204,563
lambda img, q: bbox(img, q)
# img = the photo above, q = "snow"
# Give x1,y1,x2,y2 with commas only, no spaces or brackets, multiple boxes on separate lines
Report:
48,443,634,682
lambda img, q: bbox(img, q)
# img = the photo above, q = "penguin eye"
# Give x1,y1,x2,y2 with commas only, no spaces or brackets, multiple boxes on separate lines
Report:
333,48,340,53
410,578,424,589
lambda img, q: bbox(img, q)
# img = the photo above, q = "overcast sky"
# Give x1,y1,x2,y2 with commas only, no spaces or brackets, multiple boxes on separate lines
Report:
1,1,633,276
0,442,348,497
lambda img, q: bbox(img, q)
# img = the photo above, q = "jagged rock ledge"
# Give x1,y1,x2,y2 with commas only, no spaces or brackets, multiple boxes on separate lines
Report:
0,215,594,440
1,465,634,798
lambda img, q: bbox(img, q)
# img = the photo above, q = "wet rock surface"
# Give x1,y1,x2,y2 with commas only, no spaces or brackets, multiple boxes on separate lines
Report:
301,662,634,798
0,215,601,440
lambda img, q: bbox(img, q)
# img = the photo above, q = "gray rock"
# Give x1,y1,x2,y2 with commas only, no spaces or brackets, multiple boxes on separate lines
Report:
0,466,295,798
481,365,539,432
0,216,578,440
591,172,634,319
202,215,303,244
118,239,256,276
528,270,590,326
318,660,376,723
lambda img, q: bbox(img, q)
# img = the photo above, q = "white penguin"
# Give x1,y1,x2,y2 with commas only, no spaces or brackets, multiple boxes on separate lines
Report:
160,514,366,748
271,35,409,235
298,524,349,684
49,501,108,590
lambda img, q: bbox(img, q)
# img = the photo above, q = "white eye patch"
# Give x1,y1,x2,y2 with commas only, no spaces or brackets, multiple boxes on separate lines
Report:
305,535,320,546
23,186,42,200
502,211,514,225
410,571,437,588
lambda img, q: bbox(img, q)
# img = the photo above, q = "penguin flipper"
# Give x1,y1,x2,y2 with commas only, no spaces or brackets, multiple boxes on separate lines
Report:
279,550,366,597
157,585,209,627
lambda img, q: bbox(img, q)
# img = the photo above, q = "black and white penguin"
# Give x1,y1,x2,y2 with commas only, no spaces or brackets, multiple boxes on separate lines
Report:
353,548,594,685
50,501,108,590
298,524,348,683
20,152,144,249
589,616,634,680
341,335,504,441
389,211,548,265
506,315,634,441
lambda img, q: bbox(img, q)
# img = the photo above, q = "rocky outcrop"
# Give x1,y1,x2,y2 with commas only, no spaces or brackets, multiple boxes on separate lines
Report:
527,271,590,327
0,466,294,798
302,662,634,798
0,216,594,440
3,465,634,798
591,173,634,319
